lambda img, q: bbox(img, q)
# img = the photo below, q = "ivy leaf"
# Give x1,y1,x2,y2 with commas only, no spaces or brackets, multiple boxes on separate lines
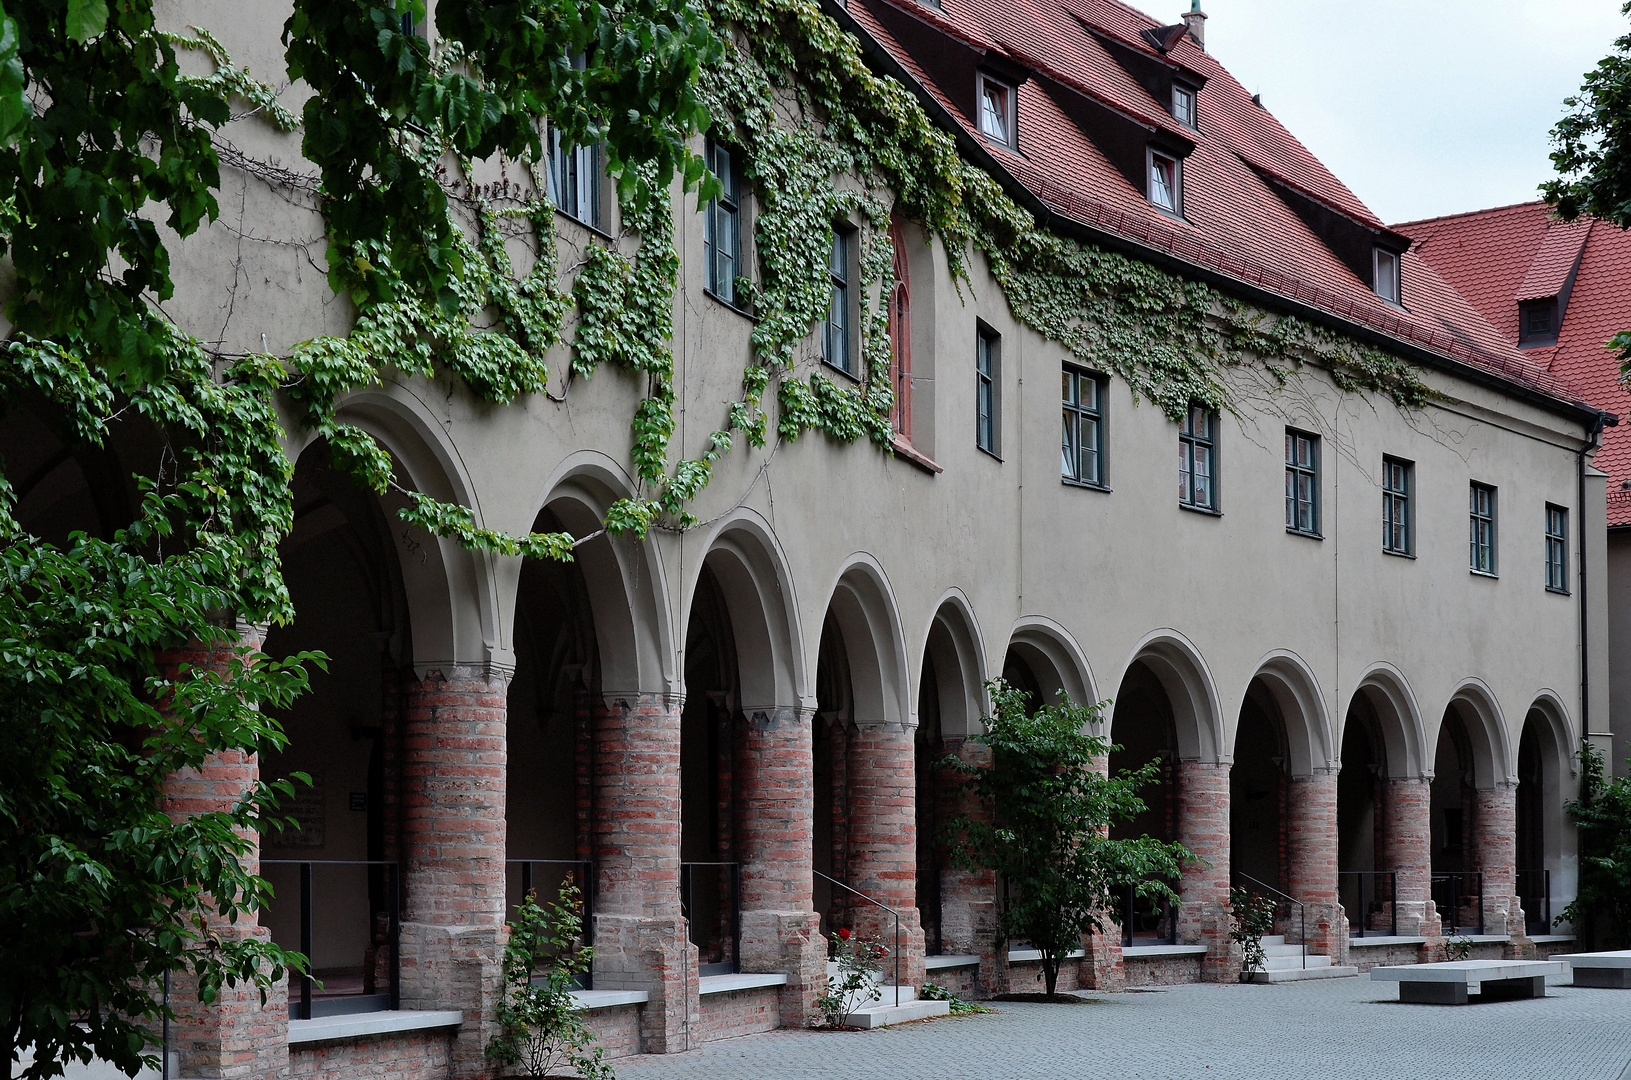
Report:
65,0,108,43
0,4,25,147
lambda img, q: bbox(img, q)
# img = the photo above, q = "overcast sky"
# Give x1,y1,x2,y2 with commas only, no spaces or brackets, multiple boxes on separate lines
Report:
1196,0,1626,225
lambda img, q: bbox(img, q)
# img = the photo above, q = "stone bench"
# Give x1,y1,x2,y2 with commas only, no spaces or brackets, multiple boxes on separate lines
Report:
1369,960,1569,1004
1556,950,1631,988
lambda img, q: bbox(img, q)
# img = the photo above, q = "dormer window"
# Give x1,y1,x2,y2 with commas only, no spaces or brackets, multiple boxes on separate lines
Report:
1519,298,1559,347
1149,150,1181,214
1373,248,1400,305
1172,83,1197,128
977,73,1015,148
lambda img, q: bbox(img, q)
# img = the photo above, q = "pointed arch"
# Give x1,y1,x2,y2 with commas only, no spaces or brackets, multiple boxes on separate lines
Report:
1118,630,1224,763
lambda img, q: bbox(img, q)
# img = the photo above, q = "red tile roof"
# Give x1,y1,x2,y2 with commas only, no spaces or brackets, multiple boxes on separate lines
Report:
844,0,1595,410
1398,202,1631,521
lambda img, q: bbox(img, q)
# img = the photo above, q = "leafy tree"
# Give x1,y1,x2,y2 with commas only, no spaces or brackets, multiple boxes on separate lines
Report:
1542,0,1631,366
940,680,1188,996
1558,741,1631,948
486,879,610,1080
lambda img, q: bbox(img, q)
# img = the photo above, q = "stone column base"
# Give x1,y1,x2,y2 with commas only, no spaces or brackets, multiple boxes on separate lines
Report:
1301,902,1350,966
592,915,698,1053
1079,927,1125,991
1198,902,1240,983
740,910,827,1028
167,946,289,1080
851,906,926,990
398,921,505,1077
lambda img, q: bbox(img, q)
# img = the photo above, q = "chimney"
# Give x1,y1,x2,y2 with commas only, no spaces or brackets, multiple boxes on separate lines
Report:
1182,0,1206,49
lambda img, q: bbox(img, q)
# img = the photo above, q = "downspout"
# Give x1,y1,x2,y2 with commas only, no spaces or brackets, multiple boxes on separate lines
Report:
1579,411,1610,752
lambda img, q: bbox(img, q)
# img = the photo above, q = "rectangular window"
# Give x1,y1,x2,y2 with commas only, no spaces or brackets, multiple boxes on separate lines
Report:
1545,504,1569,593
1470,482,1497,575
1285,430,1320,536
1149,151,1180,213
977,73,1014,147
1383,456,1412,556
1374,248,1401,304
704,141,741,306
976,327,1000,456
547,129,602,229
1179,405,1216,510
823,229,852,374
1061,367,1106,487
1172,84,1197,128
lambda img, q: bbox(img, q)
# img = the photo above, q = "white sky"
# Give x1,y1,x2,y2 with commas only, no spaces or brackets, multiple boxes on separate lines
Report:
1193,0,1627,224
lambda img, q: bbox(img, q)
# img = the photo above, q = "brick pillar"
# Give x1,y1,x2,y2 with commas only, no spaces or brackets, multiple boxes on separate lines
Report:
736,706,826,1027
1382,776,1441,947
1474,783,1531,955
159,628,290,1080
399,664,510,1078
939,738,1003,995
846,721,927,989
1177,760,1235,981
1286,770,1348,964
592,692,696,1052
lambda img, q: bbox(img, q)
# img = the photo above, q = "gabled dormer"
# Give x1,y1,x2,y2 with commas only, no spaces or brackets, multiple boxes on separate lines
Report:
1515,221,1591,348
1249,165,1412,304
1077,16,1209,131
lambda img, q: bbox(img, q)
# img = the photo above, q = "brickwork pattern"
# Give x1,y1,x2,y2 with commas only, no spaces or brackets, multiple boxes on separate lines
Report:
937,739,1002,996
1286,771,1348,963
736,707,827,1026
922,963,980,999
1381,776,1437,940
580,1003,645,1060
1474,783,1527,943
696,986,783,1042
592,693,697,1053
289,1031,453,1080
845,722,926,988
1176,761,1236,981
1122,954,1204,986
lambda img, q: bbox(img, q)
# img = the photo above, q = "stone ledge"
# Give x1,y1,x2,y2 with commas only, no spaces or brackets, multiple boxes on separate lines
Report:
1122,945,1209,959
1531,935,1577,944
570,990,649,1010
1457,935,1512,944
924,954,982,971
1347,936,1429,948
698,973,789,995
288,1010,463,1046
1007,948,1087,962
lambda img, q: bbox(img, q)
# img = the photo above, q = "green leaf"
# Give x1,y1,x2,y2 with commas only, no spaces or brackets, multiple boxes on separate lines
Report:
65,0,108,42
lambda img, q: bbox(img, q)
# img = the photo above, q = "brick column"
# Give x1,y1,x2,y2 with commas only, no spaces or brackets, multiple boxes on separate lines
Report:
1474,783,1531,954
159,628,290,1080
399,664,510,1078
1382,776,1441,946
592,692,696,1052
1177,760,1235,981
736,706,826,1027
846,721,927,989
1286,770,1348,964
938,738,1003,995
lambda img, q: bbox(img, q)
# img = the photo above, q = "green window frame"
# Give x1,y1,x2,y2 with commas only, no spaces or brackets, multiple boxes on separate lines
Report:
1179,405,1216,510
1383,456,1412,556
1285,430,1320,536
976,327,999,456
822,229,852,374
1470,482,1497,575
1545,504,1568,593
704,141,741,306
1061,367,1105,487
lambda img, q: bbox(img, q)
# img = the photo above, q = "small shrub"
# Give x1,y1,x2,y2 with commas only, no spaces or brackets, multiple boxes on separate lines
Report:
1228,888,1278,979
1444,933,1474,962
919,982,992,1015
816,927,887,1027
486,879,611,1080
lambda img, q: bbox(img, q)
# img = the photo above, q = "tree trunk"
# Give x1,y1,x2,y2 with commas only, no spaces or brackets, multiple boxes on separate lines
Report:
1043,954,1060,996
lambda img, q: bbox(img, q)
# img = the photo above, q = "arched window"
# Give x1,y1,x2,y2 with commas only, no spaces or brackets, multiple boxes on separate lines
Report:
888,219,911,443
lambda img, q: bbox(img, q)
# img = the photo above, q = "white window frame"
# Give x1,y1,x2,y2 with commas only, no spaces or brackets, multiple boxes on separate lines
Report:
1148,148,1182,215
1374,248,1401,305
976,72,1016,149
1172,83,1197,128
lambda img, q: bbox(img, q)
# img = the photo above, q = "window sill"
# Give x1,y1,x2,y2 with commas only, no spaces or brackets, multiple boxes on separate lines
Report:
553,207,616,243
1470,569,1499,580
705,287,756,322
820,357,861,383
1286,528,1323,540
891,440,942,475
1383,548,1416,560
1546,585,1571,596
1179,502,1221,517
977,444,1003,463
1062,477,1111,494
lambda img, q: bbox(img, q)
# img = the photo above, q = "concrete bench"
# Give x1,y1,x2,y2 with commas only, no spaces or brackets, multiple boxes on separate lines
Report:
1369,960,1568,1004
1556,950,1631,988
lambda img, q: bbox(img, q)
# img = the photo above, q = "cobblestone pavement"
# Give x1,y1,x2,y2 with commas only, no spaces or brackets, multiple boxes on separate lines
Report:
617,976,1631,1080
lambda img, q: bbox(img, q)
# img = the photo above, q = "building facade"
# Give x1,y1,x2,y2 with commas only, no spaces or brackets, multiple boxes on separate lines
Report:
5,0,1615,1076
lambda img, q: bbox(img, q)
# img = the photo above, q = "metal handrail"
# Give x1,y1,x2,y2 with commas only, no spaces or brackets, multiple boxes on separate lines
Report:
814,869,902,1008
1431,871,1485,935
680,861,742,975
1338,871,1397,937
1119,874,1178,947
263,860,400,1019
1233,872,1305,969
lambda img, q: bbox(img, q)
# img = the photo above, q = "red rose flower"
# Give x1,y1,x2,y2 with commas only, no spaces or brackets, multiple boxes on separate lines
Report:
838,927,850,940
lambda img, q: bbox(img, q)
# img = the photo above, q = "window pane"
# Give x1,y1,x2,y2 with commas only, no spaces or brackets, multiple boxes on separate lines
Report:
1151,157,1176,210
1082,418,1099,484
981,83,1008,142
1062,411,1076,478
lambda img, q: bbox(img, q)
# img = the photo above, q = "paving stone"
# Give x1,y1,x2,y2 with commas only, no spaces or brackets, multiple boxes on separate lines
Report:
615,975,1631,1080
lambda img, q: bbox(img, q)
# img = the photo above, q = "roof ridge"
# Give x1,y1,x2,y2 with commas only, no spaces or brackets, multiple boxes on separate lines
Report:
1391,199,1548,229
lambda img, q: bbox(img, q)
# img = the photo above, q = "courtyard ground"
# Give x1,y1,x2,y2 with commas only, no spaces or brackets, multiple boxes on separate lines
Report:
618,975,1631,1080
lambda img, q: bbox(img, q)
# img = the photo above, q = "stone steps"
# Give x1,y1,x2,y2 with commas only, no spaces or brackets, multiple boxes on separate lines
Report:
824,964,949,1027
1248,936,1357,982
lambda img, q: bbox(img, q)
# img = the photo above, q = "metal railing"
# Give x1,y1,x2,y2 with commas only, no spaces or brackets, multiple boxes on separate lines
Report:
508,860,595,990
1118,875,1178,947
1431,871,1485,935
1233,872,1305,969
680,861,742,976
1517,868,1551,936
1338,871,1397,938
814,869,902,1008
263,860,399,1020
